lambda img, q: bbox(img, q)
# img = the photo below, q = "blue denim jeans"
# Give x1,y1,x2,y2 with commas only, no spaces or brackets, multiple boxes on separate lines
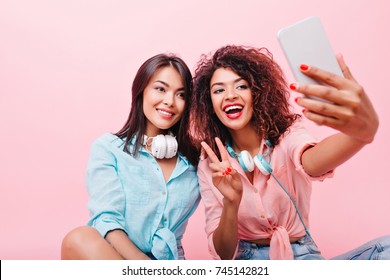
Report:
235,235,390,260
331,235,390,260
235,235,324,260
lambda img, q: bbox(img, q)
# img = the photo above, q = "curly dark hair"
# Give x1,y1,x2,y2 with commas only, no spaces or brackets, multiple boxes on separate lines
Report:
189,45,300,159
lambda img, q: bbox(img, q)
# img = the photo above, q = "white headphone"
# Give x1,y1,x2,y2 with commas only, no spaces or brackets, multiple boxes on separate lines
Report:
226,140,273,175
143,134,178,159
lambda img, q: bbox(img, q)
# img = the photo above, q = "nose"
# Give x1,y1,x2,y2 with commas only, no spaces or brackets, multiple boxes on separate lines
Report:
225,87,238,100
163,92,175,106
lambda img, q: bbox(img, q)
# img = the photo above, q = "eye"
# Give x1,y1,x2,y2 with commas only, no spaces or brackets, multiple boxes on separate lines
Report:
176,91,186,99
213,88,225,94
155,86,166,92
236,84,248,90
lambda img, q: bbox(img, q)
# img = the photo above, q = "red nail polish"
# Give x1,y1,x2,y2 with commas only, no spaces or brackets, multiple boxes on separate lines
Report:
290,83,297,90
300,64,309,71
294,97,299,103
226,167,232,173
222,171,226,176
302,109,307,114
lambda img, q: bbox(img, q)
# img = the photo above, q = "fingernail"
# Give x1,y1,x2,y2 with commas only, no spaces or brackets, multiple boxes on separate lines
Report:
300,64,309,71
290,83,298,91
302,109,307,114
294,97,299,103
226,167,232,173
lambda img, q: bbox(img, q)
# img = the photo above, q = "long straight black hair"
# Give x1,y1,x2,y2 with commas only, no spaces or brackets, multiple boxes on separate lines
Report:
115,53,199,166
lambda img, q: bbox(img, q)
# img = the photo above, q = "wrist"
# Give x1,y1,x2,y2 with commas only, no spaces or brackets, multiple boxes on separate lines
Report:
222,197,241,211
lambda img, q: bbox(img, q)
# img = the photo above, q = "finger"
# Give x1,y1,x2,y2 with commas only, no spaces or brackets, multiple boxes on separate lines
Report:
302,109,345,129
229,169,243,189
210,163,235,178
215,137,229,161
299,64,355,90
298,95,357,120
336,53,356,82
209,162,226,173
228,168,239,179
292,83,350,105
200,141,221,164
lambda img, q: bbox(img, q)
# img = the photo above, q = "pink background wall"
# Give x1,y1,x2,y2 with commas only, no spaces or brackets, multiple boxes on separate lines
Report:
1,0,389,260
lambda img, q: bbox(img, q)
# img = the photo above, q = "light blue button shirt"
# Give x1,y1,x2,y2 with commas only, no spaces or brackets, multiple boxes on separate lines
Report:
86,133,200,260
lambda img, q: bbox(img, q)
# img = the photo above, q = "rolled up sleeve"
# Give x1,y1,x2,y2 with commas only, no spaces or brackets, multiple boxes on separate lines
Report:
285,124,335,181
86,138,127,237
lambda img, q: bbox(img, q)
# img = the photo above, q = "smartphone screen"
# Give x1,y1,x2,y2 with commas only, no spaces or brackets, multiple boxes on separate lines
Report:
277,16,343,87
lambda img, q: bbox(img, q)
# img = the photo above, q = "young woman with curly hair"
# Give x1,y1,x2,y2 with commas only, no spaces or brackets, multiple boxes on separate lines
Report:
189,45,390,260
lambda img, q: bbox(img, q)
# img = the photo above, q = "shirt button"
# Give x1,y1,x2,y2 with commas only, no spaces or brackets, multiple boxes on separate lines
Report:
162,191,166,195
163,217,167,222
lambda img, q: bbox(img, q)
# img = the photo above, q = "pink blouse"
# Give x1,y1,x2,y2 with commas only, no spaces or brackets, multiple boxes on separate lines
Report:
197,123,334,259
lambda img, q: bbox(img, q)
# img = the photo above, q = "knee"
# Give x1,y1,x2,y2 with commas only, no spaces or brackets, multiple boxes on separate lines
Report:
61,226,100,259
373,235,390,260
376,235,390,247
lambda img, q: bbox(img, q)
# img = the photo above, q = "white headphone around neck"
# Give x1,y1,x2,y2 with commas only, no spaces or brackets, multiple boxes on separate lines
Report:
143,134,178,159
226,140,273,175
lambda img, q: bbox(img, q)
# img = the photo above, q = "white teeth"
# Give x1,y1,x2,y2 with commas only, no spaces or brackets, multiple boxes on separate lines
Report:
224,105,243,113
157,109,173,116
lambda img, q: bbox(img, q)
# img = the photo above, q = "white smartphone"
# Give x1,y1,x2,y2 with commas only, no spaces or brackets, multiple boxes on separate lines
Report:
277,16,343,88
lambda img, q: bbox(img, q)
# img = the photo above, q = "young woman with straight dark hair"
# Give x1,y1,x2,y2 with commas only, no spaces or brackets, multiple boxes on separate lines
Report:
61,53,200,260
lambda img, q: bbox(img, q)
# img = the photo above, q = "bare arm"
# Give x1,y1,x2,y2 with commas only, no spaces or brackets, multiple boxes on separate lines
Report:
301,133,368,176
293,54,379,176
201,138,243,259
105,229,151,260
212,200,240,260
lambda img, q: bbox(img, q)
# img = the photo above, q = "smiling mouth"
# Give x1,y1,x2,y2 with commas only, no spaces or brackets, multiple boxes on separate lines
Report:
224,105,243,115
157,109,174,117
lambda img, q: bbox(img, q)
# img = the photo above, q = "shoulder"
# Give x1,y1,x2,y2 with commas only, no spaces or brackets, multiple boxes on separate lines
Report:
197,157,212,178
274,122,320,166
178,153,197,172
278,122,316,146
90,133,126,152
272,122,318,160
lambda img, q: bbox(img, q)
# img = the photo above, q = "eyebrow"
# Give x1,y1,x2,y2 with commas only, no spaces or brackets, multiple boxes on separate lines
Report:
155,80,169,87
210,77,244,89
154,80,185,91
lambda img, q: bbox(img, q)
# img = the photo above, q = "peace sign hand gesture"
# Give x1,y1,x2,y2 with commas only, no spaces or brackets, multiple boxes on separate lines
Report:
201,137,243,207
